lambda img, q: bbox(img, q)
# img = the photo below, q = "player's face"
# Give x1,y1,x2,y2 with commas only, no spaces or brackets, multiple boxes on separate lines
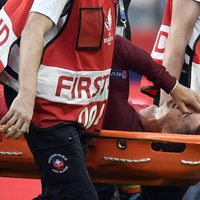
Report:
155,100,186,133
140,100,200,134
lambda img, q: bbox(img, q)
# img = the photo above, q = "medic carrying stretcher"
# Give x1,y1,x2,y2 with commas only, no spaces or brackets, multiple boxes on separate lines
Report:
1,0,200,189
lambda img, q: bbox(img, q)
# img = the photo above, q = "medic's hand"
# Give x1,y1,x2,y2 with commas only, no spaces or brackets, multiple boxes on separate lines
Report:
0,94,34,139
170,83,200,113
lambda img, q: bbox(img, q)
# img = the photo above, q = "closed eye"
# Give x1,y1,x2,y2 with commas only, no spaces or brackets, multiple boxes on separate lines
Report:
183,113,190,119
172,103,177,109
166,100,177,109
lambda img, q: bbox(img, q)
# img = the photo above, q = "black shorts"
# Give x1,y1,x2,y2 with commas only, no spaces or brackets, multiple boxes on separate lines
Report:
25,124,98,200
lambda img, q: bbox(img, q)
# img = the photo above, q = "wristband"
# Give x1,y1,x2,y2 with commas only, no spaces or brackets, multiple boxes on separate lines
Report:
169,80,178,94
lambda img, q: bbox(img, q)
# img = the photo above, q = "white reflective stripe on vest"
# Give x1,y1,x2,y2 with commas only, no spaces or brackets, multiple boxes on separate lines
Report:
36,65,111,105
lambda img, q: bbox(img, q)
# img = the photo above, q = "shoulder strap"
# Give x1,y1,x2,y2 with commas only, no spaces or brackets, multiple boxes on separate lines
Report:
61,0,74,17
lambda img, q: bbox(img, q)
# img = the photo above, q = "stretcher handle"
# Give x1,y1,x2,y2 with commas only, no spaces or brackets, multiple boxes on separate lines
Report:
90,130,200,145
1,126,200,145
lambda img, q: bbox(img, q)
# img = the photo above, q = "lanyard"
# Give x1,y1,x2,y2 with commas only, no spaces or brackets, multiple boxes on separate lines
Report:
118,0,127,28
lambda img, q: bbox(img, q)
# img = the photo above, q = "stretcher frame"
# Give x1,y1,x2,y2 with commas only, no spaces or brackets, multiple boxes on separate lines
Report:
0,126,200,186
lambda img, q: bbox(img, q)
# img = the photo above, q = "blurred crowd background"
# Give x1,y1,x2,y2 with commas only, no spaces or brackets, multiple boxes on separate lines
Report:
129,0,166,53
127,0,166,105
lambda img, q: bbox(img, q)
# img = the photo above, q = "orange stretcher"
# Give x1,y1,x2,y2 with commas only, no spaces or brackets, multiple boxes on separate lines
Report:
0,126,200,186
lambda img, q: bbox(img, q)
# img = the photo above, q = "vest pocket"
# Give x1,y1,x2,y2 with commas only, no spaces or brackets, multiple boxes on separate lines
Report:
76,8,103,50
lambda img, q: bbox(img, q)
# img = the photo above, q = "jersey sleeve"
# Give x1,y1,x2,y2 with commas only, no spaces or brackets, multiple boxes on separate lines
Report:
30,0,69,25
113,35,176,94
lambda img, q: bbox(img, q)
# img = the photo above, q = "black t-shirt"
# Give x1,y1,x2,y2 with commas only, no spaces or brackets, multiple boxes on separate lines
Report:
0,0,7,9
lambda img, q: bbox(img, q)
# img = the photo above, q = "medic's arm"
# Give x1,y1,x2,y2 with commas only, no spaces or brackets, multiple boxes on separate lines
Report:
18,12,53,107
0,13,53,139
160,0,200,104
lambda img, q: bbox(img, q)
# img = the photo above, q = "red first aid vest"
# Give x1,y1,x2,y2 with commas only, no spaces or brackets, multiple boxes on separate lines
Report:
141,0,200,97
0,0,116,130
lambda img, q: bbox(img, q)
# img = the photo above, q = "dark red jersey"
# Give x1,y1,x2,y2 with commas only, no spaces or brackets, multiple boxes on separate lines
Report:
103,35,176,131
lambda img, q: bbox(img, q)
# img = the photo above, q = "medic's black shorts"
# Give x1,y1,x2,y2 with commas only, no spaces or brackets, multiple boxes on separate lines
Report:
25,124,98,200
